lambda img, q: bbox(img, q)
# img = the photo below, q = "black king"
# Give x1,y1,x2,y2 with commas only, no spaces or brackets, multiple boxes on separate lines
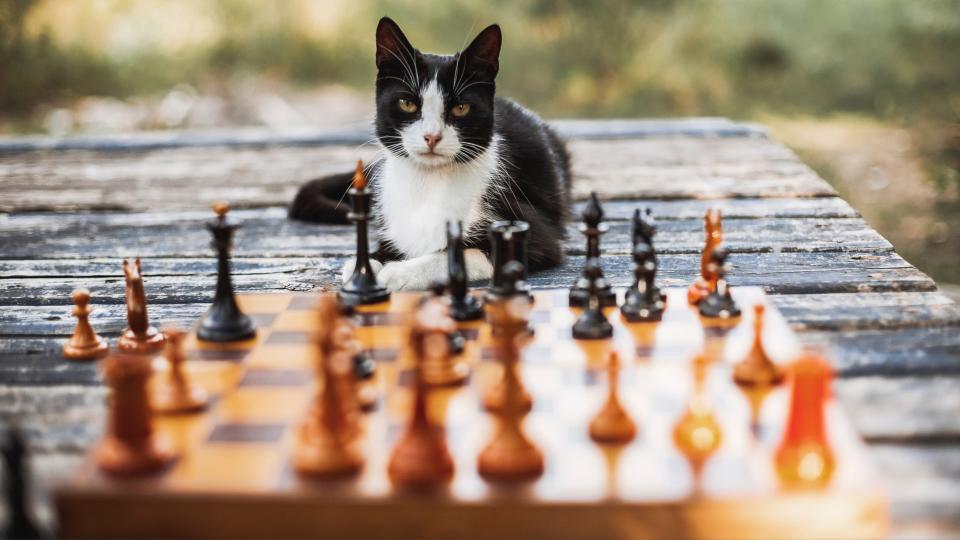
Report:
197,202,257,342
339,160,390,306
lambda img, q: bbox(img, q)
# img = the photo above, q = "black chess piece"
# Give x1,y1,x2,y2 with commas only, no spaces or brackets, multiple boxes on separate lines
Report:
699,246,741,319
340,162,390,306
631,207,665,302
570,193,616,308
572,259,614,340
486,220,532,302
422,281,467,356
621,243,666,322
197,203,257,342
2,429,42,540
446,221,484,321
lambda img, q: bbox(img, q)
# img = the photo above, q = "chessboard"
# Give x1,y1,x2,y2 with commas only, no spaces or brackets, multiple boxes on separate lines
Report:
55,287,888,540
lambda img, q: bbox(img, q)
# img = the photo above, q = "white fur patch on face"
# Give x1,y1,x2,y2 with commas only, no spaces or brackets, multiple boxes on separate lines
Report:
399,76,461,167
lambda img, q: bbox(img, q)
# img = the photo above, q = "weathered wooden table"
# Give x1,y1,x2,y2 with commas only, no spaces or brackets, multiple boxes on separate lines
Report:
1,118,958,537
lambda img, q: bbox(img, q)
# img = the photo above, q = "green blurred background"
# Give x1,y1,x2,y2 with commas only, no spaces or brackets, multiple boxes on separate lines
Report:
2,0,958,286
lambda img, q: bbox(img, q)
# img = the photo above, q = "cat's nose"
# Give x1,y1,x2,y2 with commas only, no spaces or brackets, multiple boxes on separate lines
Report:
423,133,442,150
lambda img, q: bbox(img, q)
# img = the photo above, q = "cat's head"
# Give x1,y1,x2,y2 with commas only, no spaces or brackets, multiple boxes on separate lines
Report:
374,17,501,169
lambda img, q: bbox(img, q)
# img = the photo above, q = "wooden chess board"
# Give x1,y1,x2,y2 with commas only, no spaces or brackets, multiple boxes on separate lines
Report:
55,288,888,539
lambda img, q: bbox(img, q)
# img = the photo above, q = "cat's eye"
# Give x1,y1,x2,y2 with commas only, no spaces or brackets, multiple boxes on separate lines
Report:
398,98,418,113
451,103,471,117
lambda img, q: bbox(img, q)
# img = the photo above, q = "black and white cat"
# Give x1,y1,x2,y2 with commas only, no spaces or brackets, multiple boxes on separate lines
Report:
289,17,571,290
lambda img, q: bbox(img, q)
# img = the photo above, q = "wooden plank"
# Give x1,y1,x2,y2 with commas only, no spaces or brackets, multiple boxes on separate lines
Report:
836,375,960,442
571,197,859,221
800,327,960,377
773,293,960,331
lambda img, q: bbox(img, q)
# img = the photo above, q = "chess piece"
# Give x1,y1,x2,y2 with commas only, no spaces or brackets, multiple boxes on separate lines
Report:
775,354,836,488
318,295,364,434
486,220,532,301
688,208,723,305
446,221,484,321
631,208,665,301
589,351,637,444
62,288,109,361
699,246,741,319
572,259,614,340
620,242,666,323
483,279,534,414
293,307,365,478
96,352,176,476
340,160,390,306
117,258,165,354
419,287,469,387
153,326,209,414
387,303,455,490
673,354,722,475
734,305,785,387
570,193,616,308
477,296,544,481
352,348,378,412
1,429,42,540
196,202,257,342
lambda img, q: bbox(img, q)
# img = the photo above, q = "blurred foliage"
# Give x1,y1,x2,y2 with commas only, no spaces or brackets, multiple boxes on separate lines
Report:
0,0,958,192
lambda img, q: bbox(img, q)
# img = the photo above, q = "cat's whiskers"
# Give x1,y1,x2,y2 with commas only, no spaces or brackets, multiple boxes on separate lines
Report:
388,26,420,88
377,44,418,91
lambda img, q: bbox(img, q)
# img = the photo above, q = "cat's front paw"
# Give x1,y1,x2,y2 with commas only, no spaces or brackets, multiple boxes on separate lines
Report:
340,258,383,284
377,259,444,291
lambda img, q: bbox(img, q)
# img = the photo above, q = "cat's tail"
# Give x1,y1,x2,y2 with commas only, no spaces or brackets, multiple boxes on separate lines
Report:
288,171,354,224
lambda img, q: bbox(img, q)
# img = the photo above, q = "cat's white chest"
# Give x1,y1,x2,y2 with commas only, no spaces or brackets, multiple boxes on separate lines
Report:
375,156,493,258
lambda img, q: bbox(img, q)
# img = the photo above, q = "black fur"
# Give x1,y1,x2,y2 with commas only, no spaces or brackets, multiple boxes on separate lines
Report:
289,17,571,272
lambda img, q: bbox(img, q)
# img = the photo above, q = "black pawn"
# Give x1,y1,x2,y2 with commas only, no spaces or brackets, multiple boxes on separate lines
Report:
572,259,614,340
570,193,616,308
2,429,42,540
486,220,532,302
631,208,665,302
446,221,484,321
197,202,257,342
340,161,390,306
621,243,666,323
699,246,741,319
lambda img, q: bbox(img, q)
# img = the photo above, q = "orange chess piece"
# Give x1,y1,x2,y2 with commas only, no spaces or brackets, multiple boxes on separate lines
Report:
117,258,165,354
733,305,785,426
673,355,722,475
152,327,208,414
589,351,637,444
477,297,544,481
688,209,723,305
775,354,836,489
387,301,455,490
62,289,109,361
95,353,176,476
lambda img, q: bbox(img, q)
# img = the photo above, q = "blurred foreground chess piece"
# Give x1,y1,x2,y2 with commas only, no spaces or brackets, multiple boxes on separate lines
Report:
570,193,616,308
152,326,209,414
293,295,364,478
484,263,533,414
62,288,108,361
673,354,723,479
387,300,455,490
733,305,785,428
96,353,176,476
2,429,43,540
419,289,469,387
572,259,614,339
197,202,257,342
340,161,390,306
698,247,741,319
446,221,484,321
775,354,836,489
688,209,723,305
589,351,637,444
478,294,544,481
117,258,165,354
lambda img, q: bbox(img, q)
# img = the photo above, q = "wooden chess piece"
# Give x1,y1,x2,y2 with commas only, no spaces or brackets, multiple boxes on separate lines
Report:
387,303,455,490
316,295,363,437
733,305,785,428
293,302,364,479
570,192,616,307
673,354,722,476
339,160,390,306
419,291,470,387
477,297,544,481
62,288,109,361
775,353,836,488
483,272,534,414
152,326,209,414
486,220,533,302
96,352,176,476
572,259,614,340
688,208,723,305
631,208,665,301
117,258,165,354
589,351,637,444
699,246,741,319
447,220,484,321
1,429,43,540
620,242,666,323
197,202,257,342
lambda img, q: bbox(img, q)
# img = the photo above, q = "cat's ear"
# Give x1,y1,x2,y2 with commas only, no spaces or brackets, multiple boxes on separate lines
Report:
462,24,501,76
376,17,416,70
